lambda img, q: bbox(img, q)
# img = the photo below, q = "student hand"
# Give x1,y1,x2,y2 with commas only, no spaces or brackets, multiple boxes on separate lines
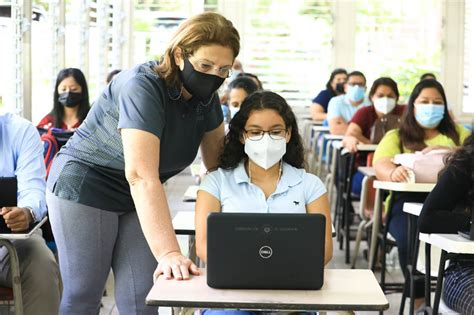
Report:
421,145,452,154
154,251,200,282
342,136,359,153
389,166,410,182
0,207,32,232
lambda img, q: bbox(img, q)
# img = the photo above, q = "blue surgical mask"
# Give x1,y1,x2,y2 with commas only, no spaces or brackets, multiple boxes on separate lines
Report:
347,85,365,102
414,104,445,128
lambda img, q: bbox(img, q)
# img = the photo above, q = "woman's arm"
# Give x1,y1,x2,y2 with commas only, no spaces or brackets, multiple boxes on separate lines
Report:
200,122,225,170
121,128,198,281
342,123,372,153
306,193,333,265
329,117,348,135
195,190,222,263
310,103,327,121
374,157,410,182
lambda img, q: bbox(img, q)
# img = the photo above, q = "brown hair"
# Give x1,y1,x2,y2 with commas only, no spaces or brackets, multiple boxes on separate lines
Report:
399,79,460,151
155,12,240,87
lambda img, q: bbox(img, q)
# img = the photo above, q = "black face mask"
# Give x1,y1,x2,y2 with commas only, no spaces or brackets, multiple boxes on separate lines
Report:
178,58,225,101
58,92,83,108
335,83,345,94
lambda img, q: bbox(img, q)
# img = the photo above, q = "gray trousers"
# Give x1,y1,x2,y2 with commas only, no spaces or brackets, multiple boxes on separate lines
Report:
46,191,158,315
0,229,61,315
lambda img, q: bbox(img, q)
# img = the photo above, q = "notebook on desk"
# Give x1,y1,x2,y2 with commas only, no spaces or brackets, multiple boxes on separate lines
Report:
0,177,47,239
207,213,326,290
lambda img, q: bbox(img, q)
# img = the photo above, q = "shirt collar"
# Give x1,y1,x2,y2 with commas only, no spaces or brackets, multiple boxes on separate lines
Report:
233,160,304,192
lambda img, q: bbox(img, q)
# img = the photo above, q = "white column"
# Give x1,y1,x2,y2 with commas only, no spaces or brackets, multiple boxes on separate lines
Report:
441,0,465,117
11,0,32,119
78,0,90,79
217,0,247,61
49,0,65,91
332,0,356,70
121,0,134,68
96,0,110,95
111,0,126,70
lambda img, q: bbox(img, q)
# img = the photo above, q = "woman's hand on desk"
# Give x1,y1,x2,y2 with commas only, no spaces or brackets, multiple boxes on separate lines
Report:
342,135,359,153
154,251,200,282
389,165,410,182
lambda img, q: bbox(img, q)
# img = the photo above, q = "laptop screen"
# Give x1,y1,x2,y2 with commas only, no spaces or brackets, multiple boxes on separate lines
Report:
0,177,18,233
0,177,17,208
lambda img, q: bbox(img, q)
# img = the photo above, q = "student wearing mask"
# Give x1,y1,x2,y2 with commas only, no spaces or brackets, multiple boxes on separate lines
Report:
195,91,333,269
0,113,61,314
310,68,347,121
327,71,371,135
46,12,240,314
418,133,473,314
373,79,470,308
237,72,263,90
227,76,259,120
37,68,90,130
342,77,405,153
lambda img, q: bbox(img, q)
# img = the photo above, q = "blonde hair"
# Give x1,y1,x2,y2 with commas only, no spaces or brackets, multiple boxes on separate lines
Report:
155,12,240,88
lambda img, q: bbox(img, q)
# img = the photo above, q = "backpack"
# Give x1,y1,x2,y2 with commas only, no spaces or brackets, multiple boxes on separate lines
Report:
38,128,74,178
370,114,401,144
40,130,59,178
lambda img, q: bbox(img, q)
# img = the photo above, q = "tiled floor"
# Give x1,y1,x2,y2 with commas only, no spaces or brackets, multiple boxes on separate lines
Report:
99,168,415,315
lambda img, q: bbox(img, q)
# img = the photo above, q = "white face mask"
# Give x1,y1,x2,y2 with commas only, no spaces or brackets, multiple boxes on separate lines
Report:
373,97,396,115
244,134,286,170
229,106,240,119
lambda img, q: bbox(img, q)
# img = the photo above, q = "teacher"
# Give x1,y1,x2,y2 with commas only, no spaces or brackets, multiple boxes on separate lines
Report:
46,12,240,315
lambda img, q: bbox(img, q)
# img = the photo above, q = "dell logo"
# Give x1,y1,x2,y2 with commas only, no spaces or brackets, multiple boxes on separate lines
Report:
259,246,273,259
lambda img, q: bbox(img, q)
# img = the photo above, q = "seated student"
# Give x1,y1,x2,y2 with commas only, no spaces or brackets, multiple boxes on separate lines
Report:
373,79,470,308
0,112,60,314
195,91,333,267
310,68,347,121
237,72,263,90
227,76,259,119
343,77,405,153
420,72,437,81
106,69,121,84
37,68,90,130
327,70,371,135
418,133,473,314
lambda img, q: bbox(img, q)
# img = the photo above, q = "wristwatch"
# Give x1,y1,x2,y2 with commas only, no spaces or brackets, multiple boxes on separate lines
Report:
24,206,37,223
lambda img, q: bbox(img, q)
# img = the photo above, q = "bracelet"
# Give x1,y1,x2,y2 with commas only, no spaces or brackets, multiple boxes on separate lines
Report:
389,166,398,181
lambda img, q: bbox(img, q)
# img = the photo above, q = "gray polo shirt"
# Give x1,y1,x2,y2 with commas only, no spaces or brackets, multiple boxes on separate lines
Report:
47,61,223,212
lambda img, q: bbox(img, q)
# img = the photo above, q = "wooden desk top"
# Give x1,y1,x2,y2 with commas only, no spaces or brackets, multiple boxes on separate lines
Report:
420,233,474,254
173,211,337,237
403,202,423,216
146,269,389,311
358,166,376,177
373,180,435,193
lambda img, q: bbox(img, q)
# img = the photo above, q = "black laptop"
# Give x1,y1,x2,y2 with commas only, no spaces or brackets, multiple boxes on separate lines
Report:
0,177,18,233
207,213,326,290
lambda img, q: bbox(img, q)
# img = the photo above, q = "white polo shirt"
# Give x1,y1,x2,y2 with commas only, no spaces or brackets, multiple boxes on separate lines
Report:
198,161,327,213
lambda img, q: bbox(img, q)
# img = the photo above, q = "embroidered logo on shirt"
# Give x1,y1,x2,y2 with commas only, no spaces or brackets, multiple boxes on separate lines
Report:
293,201,300,206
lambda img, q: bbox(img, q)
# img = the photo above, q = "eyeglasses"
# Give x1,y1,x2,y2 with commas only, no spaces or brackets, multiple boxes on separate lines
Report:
189,58,233,78
244,129,287,141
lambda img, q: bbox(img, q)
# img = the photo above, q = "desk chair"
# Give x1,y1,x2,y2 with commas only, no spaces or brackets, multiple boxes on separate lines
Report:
0,239,23,315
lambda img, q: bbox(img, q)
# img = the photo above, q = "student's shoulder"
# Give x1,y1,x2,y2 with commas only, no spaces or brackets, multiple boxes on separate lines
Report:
454,123,471,142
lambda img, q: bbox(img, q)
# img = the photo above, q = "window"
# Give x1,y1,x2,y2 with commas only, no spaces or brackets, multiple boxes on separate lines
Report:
233,0,333,107
463,0,474,114
355,0,443,102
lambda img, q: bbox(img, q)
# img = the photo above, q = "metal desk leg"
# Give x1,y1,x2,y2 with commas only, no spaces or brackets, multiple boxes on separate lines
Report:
425,243,431,309
0,240,23,315
433,250,448,315
369,188,382,270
